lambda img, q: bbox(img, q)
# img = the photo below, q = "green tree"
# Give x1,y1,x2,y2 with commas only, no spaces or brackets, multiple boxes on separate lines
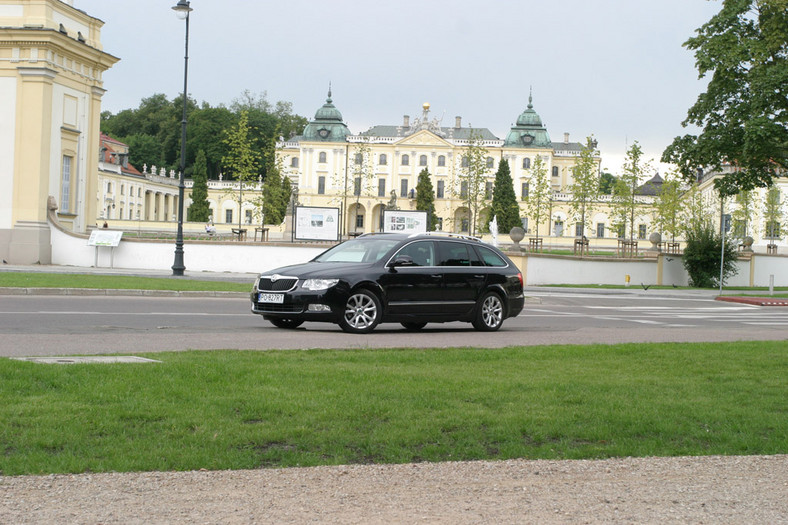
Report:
683,223,738,287
523,155,551,242
599,171,617,195
611,141,651,242
683,184,715,236
490,159,521,235
652,169,684,243
187,149,211,222
222,110,261,230
762,186,786,241
415,168,439,230
455,130,490,236
567,137,600,238
730,189,759,239
662,0,788,194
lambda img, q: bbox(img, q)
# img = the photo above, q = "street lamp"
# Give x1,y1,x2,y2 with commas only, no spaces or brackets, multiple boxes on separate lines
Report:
171,0,192,276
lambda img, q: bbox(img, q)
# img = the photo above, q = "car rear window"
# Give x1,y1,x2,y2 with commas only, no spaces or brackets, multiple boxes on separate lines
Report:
475,245,507,267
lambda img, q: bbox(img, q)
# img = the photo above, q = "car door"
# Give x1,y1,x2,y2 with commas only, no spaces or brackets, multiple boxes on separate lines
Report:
379,240,444,315
436,240,486,315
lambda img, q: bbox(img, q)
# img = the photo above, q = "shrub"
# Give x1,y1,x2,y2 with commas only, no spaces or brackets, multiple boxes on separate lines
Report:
682,224,738,287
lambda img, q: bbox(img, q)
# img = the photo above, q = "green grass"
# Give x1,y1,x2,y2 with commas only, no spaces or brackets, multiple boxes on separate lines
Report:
0,272,251,292
1,341,786,475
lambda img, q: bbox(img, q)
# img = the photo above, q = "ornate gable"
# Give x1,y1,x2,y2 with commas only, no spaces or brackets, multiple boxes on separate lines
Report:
394,130,451,148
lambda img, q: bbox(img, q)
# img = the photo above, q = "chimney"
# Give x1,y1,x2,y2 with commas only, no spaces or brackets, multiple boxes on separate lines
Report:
403,115,410,127
455,116,462,128
564,132,570,143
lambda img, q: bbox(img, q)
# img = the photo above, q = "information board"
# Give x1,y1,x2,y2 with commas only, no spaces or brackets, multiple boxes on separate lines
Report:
294,206,340,241
382,210,428,234
88,230,123,247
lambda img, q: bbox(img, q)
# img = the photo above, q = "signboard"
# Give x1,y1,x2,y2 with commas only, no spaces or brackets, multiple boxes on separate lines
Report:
382,210,428,234
295,206,340,241
88,230,123,247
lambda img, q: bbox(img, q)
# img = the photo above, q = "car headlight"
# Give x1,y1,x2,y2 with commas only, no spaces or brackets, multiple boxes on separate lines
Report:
302,278,339,291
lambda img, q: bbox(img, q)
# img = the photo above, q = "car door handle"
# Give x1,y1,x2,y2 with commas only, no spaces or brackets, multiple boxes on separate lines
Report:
430,274,442,279
473,274,485,279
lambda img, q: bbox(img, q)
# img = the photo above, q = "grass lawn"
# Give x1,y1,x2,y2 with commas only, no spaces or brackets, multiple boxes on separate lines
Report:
1,341,786,476
0,272,251,292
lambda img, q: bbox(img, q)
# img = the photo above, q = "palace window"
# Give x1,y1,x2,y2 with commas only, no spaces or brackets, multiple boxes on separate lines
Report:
437,180,445,199
485,181,493,199
318,152,327,163
552,166,559,177
318,176,326,195
638,224,647,239
597,223,605,238
419,155,428,166
290,157,299,168
378,178,386,197
486,157,494,169
354,153,363,165
225,209,233,223
401,154,409,166
60,155,72,213
523,157,531,169
521,182,529,199
438,155,446,167
354,177,361,196
400,179,408,198
379,154,387,165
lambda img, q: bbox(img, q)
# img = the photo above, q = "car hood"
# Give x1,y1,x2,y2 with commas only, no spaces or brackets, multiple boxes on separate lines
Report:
261,261,376,280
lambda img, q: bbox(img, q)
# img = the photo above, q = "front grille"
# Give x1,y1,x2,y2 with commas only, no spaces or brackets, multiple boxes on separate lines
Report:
254,303,304,314
258,277,298,292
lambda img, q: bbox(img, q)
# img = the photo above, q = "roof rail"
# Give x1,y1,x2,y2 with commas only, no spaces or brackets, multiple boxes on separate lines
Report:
408,231,482,242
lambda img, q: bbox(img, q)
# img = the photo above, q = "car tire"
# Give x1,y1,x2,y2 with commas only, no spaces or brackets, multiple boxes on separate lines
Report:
401,322,428,331
472,291,505,331
339,289,382,334
269,318,304,329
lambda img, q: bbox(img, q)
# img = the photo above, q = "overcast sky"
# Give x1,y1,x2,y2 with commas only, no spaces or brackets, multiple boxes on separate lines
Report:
74,0,722,175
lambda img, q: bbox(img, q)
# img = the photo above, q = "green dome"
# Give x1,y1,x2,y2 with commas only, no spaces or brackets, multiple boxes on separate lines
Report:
302,88,351,142
504,92,552,148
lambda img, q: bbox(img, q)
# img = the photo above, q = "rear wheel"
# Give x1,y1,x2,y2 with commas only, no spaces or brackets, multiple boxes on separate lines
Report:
401,322,428,331
269,318,304,329
472,291,505,331
339,289,382,334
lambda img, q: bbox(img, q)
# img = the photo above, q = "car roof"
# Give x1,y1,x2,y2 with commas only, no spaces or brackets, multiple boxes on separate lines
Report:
357,232,483,243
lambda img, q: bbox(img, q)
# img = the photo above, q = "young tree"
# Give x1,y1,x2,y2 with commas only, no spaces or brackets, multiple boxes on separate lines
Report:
567,137,600,238
187,149,211,222
683,223,738,287
455,130,490,236
662,0,788,193
611,141,651,242
652,169,684,243
222,110,261,230
762,186,786,242
415,168,439,231
490,159,521,235
730,189,759,239
523,155,551,242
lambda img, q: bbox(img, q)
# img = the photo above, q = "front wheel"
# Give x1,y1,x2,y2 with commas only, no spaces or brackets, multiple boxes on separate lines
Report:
338,289,382,334
472,292,505,331
269,318,304,329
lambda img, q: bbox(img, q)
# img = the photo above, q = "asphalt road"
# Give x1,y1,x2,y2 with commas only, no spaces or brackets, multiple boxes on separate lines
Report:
1,289,786,356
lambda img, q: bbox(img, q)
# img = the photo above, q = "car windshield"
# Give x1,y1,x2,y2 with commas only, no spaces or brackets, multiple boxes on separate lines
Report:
314,238,400,263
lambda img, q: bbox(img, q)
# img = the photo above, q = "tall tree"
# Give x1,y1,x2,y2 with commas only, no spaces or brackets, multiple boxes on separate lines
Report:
661,0,788,194
611,141,651,242
599,171,617,195
415,168,439,231
222,110,261,230
455,130,490,236
523,155,551,242
490,159,521,235
762,186,786,241
187,149,211,222
567,137,600,238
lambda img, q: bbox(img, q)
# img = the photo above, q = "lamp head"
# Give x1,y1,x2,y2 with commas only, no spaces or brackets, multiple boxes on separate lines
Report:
172,0,192,19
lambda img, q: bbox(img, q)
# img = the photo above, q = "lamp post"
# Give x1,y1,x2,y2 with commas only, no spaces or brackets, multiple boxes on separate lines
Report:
171,0,192,276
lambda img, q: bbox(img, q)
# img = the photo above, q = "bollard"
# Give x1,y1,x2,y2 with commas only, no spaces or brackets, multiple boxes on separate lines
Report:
625,274,630,287
769,274,774,296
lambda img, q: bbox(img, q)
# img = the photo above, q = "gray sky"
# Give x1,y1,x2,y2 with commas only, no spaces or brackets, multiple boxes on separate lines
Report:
75,0,721,175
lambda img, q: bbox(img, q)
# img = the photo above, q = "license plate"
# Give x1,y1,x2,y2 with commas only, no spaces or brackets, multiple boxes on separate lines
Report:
258,293,284,304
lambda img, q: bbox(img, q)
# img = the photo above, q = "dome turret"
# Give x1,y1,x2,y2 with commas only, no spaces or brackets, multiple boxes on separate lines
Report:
504,90,552,148
302,86,351,142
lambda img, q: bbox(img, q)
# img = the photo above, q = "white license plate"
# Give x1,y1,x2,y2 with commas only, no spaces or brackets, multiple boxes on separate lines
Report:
258,293,284,304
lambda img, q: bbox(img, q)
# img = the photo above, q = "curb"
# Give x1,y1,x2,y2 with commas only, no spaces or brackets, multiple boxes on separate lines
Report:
715,296,788,307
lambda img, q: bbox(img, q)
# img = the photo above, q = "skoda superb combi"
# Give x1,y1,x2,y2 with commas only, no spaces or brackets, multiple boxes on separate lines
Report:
250,232,524,334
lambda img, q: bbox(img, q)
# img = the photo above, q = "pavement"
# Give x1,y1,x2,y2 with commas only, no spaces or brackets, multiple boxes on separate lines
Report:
0,263,786,304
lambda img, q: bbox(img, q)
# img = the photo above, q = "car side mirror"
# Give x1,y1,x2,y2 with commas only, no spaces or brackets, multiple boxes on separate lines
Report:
388,254,414,271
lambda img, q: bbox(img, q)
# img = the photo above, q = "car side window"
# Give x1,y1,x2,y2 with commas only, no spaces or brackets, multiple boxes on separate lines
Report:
475,245,507,267
395,241,435,266
437,241,479,267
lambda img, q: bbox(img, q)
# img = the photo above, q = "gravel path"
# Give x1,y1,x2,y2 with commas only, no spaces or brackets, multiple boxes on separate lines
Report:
2,455,787,523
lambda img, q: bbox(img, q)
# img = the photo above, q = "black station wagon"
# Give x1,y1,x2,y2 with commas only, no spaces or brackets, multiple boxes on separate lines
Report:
250,232,525,333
